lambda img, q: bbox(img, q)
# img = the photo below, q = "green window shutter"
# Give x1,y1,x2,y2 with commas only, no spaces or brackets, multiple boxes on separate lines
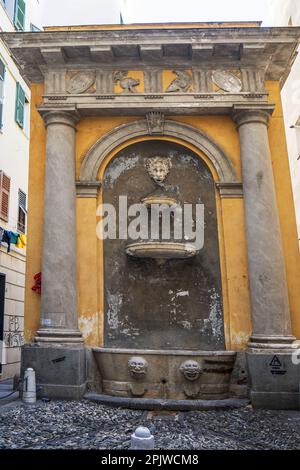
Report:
0,60,5,81
15,82,25,128
14,0,26,31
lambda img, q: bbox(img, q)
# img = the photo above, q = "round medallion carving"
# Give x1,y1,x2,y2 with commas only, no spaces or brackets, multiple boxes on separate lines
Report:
66,71,96,94
212,70,242,93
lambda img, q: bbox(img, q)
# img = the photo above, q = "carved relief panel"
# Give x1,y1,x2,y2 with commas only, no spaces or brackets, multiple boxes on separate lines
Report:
113,70,144,93
212,70,243,93
163,70,193,93
66,70,96,94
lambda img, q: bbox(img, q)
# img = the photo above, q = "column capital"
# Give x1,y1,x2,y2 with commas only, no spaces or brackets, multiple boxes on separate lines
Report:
38,105,80,129
232,105,275,128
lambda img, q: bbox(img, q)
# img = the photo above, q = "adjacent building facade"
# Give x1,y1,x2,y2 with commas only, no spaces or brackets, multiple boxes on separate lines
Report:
2,22,300,409
0,0,42,379
267,0,300,247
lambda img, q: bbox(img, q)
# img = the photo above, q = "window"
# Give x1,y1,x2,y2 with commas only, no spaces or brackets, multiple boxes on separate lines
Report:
15,82,25,128
0,171,11,222
17,189,26,233
14,0,26,32
0,59,5,129
2,0,16,24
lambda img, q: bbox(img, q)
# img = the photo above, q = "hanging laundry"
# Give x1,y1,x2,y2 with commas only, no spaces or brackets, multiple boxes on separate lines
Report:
0,227,4,244
16,234,27,249
2,231,19,253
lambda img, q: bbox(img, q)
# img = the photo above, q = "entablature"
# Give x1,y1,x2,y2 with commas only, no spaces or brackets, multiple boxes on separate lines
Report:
1,26,300,88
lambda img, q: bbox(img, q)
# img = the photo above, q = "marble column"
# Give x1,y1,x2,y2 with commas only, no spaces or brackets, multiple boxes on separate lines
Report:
36,110,83,343
233,107,295,349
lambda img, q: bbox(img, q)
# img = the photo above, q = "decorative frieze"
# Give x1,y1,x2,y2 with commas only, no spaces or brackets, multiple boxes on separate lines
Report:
166,70,192,92
66,71,96,94
144,69,162,93
44,66,267,101
241,68,265,93
45,70,66,94
212,70,243,93
96,70,114,94
113,71,140,93
193,69,212,93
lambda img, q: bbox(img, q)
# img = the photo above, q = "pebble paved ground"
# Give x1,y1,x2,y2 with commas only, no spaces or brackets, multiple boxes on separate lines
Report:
0,400,299,450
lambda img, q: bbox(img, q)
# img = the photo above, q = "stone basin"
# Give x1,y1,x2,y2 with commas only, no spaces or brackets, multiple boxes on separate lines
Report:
125,241,199,259
92,348,236,401
141,194,178,207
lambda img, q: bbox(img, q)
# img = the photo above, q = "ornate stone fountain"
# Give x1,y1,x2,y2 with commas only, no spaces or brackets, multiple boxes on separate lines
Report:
92,140,236,403
125,156,199,261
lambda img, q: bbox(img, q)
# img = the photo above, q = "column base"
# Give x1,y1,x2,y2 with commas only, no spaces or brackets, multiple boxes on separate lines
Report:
35,328,84,344
246,348,300,410
21,343,86,400
248,334,296,350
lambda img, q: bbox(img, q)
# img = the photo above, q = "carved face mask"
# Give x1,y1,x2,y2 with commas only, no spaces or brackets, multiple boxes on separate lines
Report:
145,157,172,184
180,360,202,381
128,357,148,379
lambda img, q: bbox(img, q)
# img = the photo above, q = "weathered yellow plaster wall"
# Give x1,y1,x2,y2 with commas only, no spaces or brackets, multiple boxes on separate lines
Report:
24,83,45,342
266,81,300,338
76,116,141,179
76,197,100,346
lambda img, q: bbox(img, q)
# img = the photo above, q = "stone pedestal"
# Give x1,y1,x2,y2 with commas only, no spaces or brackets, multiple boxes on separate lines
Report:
247,351,300,409
233,107,297,409
21,344,86,400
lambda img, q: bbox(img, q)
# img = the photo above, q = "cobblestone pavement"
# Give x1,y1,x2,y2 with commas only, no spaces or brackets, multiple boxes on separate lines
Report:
0,401,299,450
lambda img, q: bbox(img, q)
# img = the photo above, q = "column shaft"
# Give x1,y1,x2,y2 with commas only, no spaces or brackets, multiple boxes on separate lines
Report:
37,111,82,343
234,109,294,348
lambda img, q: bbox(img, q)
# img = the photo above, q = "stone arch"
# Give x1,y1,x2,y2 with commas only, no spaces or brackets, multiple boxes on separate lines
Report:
79,119,238,183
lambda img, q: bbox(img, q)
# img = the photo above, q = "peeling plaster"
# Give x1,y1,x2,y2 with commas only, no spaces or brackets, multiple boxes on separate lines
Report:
106,292,122,330
178,320,193,330
103,155,138,187
78,313,98,339
232,332,250,348
176,290,189,297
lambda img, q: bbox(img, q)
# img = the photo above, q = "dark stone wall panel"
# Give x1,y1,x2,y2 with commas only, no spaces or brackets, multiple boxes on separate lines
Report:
103,140,224,350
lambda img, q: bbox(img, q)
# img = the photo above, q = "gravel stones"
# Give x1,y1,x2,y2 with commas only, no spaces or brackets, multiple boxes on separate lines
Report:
0,401,299,450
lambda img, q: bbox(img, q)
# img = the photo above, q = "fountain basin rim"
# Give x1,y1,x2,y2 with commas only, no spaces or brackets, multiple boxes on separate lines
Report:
126,241,199,259
92,347,236,357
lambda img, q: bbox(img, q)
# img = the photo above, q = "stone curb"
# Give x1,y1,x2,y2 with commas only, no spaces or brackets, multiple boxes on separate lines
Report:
84,393,250,411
